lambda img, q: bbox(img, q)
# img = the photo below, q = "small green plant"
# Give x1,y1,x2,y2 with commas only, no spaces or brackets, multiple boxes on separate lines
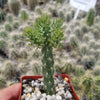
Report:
24,14,65,95
27,0,37,10
0,10,6,23
5,23,12,32
8,0,21,15
0,31,8,39
21,10,28,22
86,8,95,26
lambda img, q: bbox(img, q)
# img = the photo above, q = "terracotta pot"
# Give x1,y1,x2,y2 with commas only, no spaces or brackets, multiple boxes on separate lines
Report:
19,74,80,100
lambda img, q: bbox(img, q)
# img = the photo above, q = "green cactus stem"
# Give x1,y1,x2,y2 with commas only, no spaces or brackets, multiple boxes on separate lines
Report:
24,14,64,95
86,8,95,26
42,46,55,94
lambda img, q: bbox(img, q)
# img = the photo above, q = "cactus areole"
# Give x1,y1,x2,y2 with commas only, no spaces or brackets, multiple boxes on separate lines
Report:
24,14,65,95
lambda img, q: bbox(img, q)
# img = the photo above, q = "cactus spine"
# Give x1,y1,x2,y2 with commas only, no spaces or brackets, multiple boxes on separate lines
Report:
8,0,21,16
24,14,64,95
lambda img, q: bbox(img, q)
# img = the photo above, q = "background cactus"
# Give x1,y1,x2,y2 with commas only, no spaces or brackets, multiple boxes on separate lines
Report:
5,23,12,31
82,75,94,92
75,65,85,76
24,14,65,95
86,8,95,26
0,10,6,23
20,10,28,22
8,0,21,15
27,0,37,10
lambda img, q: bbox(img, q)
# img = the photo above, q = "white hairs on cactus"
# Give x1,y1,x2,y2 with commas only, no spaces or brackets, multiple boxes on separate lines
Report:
80,43,88,55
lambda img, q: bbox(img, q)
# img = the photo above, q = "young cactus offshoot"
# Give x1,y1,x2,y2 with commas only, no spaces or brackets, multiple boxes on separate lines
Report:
24,14,65,95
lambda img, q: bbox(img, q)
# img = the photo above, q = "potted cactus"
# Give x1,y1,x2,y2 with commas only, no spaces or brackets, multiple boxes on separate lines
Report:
19,14,79,100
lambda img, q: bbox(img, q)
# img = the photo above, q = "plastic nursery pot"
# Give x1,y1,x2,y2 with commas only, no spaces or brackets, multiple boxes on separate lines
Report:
19,74,80,100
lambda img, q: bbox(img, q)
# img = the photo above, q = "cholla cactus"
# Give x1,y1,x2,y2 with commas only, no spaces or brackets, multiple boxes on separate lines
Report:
8,0,21,16
0,10,6,23
27,0,37,10
75,65,84,76
86,8,95,26
24,14,65,95
21,10,29,22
